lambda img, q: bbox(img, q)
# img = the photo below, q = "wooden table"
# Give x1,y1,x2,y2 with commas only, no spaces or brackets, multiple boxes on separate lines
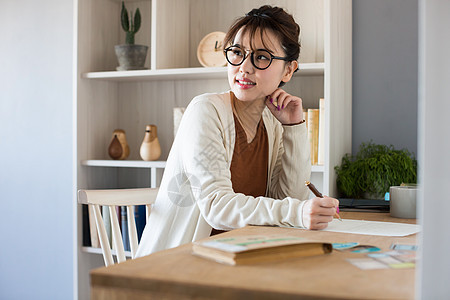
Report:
90,212,417,299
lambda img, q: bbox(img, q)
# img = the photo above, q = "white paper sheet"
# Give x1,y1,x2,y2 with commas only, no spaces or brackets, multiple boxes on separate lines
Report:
321,219,420,236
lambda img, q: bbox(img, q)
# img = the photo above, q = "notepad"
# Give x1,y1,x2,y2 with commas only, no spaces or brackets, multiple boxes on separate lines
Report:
321,219,420,236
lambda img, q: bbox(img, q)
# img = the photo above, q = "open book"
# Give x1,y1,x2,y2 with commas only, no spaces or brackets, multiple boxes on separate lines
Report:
192,235,332,265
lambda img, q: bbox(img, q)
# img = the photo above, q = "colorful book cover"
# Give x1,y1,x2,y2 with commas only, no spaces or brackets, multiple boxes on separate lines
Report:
318,98,325,165
193,235,332,265
307,108,320,165
135,205,147,242
121,206,130,252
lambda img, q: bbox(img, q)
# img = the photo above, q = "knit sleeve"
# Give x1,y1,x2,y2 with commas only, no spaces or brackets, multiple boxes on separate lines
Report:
267,123,311,201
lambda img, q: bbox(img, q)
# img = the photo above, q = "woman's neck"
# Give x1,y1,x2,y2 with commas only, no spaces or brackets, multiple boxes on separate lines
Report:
231,92,266,143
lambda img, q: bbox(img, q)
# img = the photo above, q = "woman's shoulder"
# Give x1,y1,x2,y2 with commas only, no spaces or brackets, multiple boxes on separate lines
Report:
189,91,231,108
184,91,232,118
175,91,235,144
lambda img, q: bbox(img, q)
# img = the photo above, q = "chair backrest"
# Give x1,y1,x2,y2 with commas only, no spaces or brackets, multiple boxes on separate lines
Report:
78,188,158,266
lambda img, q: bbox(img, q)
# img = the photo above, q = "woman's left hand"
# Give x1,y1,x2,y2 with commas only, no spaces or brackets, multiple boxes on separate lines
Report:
265,89,304,125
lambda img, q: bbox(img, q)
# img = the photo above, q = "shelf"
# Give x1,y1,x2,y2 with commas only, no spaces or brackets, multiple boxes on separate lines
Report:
81,63,324,82
82,246,132,258
81,160,166,168
110,0,150,2
82,160,323,173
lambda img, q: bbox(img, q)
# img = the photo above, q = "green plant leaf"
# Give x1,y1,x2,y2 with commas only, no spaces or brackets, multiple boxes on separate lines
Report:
121,1,129,32
334,141,417,199
134,8,141,33
126,31,134,44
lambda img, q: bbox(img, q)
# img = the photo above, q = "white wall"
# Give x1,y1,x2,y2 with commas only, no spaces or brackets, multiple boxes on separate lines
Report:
0,0,75,299
417,0,450,297
352,0,418,155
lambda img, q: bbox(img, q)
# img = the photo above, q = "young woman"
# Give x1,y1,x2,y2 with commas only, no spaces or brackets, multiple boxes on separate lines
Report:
136,5,338,256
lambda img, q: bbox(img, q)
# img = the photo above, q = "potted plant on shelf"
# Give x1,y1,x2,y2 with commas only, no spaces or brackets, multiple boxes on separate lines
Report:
114,1,148,71
334,141,417,200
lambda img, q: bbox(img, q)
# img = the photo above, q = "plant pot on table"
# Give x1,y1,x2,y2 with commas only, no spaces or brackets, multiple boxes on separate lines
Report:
115,44,148,71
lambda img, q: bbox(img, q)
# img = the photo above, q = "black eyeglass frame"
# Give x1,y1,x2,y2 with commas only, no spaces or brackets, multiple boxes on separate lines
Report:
223,45,290,70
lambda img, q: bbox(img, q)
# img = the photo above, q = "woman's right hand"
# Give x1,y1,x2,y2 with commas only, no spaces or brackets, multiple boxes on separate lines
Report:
302,197,339,230
265,89,304,125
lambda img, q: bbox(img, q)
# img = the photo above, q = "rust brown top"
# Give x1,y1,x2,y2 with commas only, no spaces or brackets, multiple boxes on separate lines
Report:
230,113,269,197
211,110,269,236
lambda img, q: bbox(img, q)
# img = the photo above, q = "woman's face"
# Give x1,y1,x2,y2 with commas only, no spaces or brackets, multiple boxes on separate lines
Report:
227,27,295,102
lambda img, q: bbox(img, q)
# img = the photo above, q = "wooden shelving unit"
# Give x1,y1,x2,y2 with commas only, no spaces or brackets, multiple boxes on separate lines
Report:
82,63,324,81
81,246,132,258
82,160,324,172
81,159,166,169
75,1,351,298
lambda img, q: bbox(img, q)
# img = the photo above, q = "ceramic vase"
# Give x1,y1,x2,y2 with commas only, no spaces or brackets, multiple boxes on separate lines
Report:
108,129,130,160
140,125,161,161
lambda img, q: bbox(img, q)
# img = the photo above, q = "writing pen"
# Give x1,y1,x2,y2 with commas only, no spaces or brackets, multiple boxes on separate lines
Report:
305,181,343,222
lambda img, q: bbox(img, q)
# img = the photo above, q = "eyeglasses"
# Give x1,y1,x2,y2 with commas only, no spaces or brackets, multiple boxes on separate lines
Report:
223,45,289,70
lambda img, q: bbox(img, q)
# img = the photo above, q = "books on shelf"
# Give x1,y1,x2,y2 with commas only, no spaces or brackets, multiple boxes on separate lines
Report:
102,206,112,247
308,108,319,165
318,98,325,165
135,205,147,242
121,206,130,252
83,205,147,252
307,98,326,166
82,205,91,247
192,235,332,265
303,109,308,128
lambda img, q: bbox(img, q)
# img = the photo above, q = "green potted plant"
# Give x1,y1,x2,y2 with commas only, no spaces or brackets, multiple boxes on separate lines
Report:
335,142,417,199
114,1,148,71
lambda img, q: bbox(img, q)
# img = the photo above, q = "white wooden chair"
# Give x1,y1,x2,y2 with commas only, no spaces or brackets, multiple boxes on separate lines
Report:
78,188,158,266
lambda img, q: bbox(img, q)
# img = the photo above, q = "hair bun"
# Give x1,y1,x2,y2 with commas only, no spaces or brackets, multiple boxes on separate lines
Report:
245,11,270,18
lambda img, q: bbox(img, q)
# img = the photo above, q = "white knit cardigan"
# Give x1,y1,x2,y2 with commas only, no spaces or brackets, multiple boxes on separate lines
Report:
136,91,311,256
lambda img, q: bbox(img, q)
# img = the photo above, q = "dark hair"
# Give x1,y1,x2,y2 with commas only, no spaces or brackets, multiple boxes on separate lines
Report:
224,5,301,86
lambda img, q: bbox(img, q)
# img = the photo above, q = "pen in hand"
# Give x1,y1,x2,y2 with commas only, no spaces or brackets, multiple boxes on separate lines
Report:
305,181,343,222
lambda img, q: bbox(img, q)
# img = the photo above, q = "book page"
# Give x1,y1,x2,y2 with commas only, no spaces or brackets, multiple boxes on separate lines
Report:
321,219,420,237
196,235,327,253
